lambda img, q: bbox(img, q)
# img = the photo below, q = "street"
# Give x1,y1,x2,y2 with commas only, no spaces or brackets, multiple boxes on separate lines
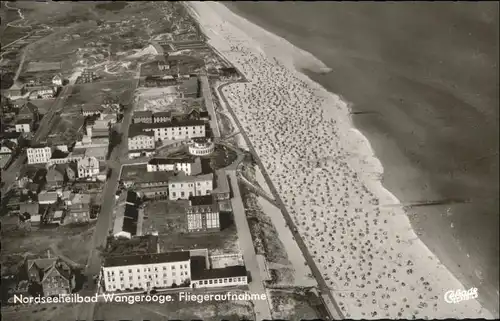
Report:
76,78,137,321
227,170,272,321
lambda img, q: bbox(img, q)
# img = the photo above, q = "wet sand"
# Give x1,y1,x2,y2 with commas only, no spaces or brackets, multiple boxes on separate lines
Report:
224,2,499,315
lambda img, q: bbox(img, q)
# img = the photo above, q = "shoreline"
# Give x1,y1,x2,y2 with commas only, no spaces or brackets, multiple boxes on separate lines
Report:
218,2,498,316
185,1,495,318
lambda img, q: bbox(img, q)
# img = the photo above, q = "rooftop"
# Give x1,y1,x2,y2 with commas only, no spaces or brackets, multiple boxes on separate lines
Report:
189,195,214,206
103,251,190,267
133,119,205,130
169,172,213,184
133,110,153,118
190,256,246,281
148,156,195,165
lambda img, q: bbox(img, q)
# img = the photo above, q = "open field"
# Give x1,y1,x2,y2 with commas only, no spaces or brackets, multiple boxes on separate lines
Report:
268,288,324,320
0,223,95,276
65,79,135,113
1,303,85,321
159,222,239,256
47,114,85,143
120,164,148,182
93,293,254,321
143,200,189,235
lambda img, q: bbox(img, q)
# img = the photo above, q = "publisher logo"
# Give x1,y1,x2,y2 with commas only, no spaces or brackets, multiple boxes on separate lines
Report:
444,287,478,304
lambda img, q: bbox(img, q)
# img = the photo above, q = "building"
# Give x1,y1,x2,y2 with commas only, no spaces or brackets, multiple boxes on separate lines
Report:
77,156,100,178
144,76,178,87
82,105,104,117
132,111,153,124
168,173,213,200
188,137,215,156
84,146,107,161
147,157,201,176
29,86,55,99
79,70,98,83
26,256,74,296
47,150,83,167
152,111,172,123
52,74,63,86
128,127,155,151
212,169,231,201
190,256,247,289
0,132,21,145
38,191,59,205
132,120,206,142
6,82,25,99
15,118,33,133
27,145,52,164
186,195,220,232
101,252,191,292
128,148,156,159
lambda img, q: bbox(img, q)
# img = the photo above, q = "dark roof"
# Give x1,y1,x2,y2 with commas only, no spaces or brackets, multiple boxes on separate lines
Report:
189,195,214,206
134,119,205,130
124,204,138,220
133,111,153,118
51,149,68,159
148,157,195,165
199,111,209,118
128,124,154,138
190,256,246,281
122,216,137,236
153,111,172,118
126,191,139,205
16,118,32,124
103,251,190,267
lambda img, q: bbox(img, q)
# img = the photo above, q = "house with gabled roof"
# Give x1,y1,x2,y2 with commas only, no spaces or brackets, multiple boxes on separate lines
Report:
25,254,74,296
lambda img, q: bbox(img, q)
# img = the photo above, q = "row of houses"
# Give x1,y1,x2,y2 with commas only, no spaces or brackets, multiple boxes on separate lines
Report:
132,109,209,124
127,120,206,159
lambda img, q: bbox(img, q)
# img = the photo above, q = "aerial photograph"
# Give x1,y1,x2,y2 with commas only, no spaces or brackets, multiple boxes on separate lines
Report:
0,1,498,320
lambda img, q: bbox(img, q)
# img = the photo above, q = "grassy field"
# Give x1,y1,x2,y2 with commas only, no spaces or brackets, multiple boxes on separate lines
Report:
65,79,135,113
120,164,149,182
159,222,239,256
143,200,189,235
47,114,85,143
93,294,254,321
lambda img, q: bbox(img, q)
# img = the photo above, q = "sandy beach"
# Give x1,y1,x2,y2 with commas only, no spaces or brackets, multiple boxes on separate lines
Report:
187,2,494,319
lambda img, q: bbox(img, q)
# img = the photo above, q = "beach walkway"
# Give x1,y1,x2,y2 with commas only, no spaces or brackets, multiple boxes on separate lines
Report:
227,169,272,320
200,73,221,138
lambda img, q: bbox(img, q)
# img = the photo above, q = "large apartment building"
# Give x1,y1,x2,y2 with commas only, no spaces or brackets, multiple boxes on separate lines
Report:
186,195,220,232
77,156,100,178
27,145,52,164
168,173,213,200
102,252,191,292
130,120,206,142
147,157,202,176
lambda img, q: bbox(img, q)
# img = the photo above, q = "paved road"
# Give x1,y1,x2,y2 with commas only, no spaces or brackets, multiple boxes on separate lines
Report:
217,82,344,320
200,73,221,138
227,170,272,321
1,85,73,197
77,78,137,321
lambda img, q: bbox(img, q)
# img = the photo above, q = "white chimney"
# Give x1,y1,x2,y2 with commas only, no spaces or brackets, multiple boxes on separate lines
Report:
47,250,51,258
86,125,92,138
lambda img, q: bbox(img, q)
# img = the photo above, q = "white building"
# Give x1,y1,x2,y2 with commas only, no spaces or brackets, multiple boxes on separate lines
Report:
101,252,191,292
188,138,215,156
131,120,206,142
147,157,201,176
15,119,33,133
52,74,63,86
168,173,213,200
128,129,155,151
186,195,220,232
27,146,52,164
77,156,100,178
